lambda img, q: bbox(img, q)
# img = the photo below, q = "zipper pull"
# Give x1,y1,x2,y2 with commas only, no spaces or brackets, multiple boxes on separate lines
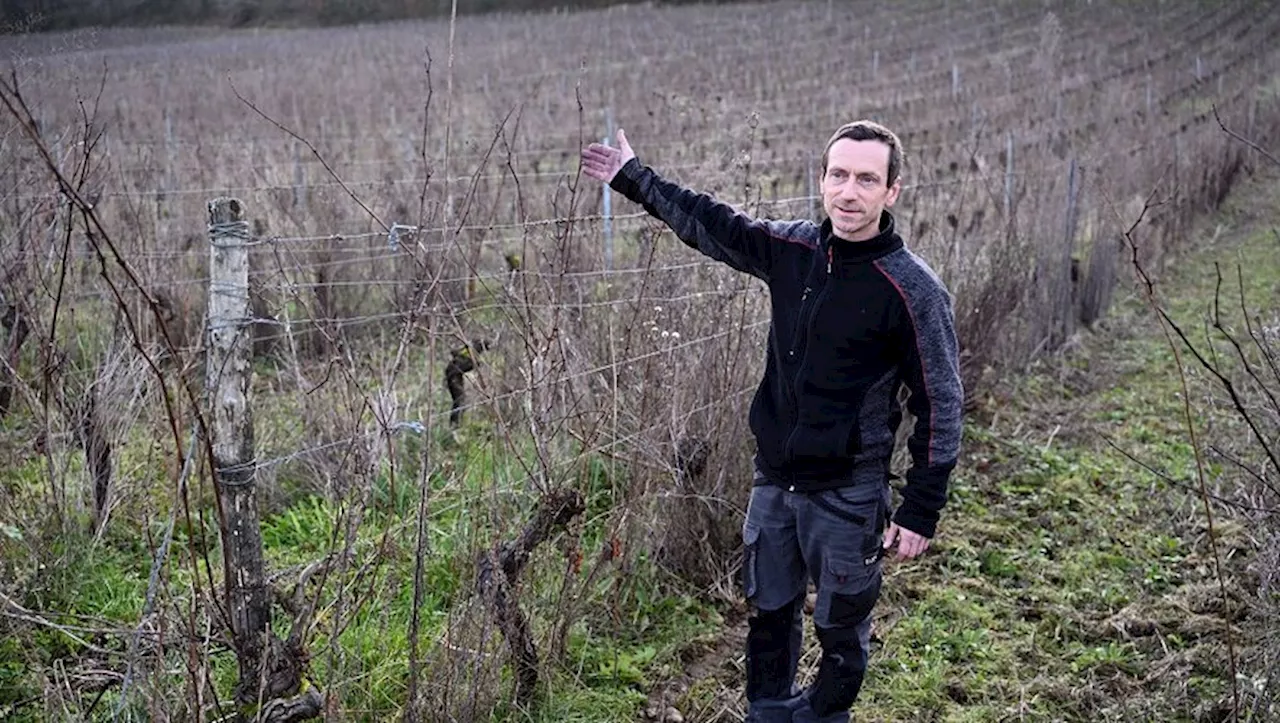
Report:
827,246,834,275
800,286,811,303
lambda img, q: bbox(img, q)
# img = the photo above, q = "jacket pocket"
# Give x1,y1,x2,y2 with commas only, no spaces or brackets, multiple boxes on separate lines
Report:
788,416,860,463
845,420,862,458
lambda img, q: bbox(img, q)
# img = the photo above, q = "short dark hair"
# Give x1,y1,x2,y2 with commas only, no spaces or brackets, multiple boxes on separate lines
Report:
821,120,904,187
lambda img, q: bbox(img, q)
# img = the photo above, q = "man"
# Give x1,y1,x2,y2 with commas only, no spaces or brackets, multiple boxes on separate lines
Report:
581,121,963,722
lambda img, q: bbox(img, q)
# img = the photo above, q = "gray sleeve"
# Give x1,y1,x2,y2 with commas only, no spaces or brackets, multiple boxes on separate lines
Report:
875,253,964,538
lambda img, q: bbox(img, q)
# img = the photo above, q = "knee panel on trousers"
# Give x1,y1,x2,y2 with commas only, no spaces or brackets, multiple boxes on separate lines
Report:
806,580,880,717
746,593,804,702
806,623,865,717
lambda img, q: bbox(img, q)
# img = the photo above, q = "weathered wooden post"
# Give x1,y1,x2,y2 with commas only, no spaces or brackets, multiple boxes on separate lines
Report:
806,156,816,221
0,299,30,419
207,197,268,709
1058,159,1083,346
292,143,307,215
207,198,323,721
1003,131,1015,218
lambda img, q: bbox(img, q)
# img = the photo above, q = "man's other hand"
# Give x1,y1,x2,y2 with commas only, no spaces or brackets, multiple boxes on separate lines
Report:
581,128,636,183
883,522,930,561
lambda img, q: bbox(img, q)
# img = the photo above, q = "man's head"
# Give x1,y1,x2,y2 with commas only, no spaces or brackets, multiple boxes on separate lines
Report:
820,120,904,242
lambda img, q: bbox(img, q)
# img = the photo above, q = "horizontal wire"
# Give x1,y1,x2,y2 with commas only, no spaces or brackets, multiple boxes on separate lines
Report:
248,325,765,471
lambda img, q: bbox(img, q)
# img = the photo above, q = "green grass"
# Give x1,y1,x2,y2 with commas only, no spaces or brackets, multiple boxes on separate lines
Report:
0,366,720,722
251,434,719,719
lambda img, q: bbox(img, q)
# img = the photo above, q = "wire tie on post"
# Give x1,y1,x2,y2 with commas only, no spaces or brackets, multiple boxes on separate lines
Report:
391,421,426,434
388,223,416,251
216,458,257,487
208,220,252,244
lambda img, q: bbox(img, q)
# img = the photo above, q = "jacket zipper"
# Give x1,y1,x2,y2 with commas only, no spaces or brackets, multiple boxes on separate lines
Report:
781,243,835,469
785,286,811,360
786,245,833,359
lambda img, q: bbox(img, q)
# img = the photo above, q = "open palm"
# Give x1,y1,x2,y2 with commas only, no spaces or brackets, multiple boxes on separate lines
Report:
580,128,636,183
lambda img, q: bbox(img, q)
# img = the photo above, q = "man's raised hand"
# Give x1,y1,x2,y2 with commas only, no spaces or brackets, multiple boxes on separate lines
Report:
580,128,636,184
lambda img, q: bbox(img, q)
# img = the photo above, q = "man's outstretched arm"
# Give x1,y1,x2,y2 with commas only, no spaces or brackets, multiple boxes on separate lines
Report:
581,128,812,281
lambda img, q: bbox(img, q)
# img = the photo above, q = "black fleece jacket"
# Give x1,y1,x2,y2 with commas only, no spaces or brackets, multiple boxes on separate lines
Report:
610,158,963,538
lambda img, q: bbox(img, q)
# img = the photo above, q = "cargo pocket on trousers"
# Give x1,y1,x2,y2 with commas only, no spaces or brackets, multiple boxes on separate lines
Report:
827,574,882,629
816,557,881,629
741,524,760,601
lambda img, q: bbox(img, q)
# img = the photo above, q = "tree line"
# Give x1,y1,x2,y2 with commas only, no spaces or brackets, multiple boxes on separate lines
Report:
1,0,742,32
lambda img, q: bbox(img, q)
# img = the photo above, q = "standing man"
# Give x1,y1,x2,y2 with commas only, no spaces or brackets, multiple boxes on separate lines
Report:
581,121,963,722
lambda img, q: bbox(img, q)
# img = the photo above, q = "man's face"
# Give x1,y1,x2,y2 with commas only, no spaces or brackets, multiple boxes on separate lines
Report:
821,138,901,242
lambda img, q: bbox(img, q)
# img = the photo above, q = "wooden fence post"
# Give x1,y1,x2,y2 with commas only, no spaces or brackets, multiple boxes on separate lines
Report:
292,142,307,214
0,299,30,420
807,156,816,221
207,198,324,721
1003,131,1015,218
1059,159,1083,345
207,197,268,708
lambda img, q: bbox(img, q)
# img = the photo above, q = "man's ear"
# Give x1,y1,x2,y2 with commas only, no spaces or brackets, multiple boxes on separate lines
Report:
884,179,902,207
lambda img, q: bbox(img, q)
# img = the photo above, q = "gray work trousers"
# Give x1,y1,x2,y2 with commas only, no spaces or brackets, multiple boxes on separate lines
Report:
742,471,890,723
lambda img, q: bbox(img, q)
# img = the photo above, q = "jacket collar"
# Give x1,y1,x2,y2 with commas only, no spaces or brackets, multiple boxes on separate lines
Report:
821,210,903,265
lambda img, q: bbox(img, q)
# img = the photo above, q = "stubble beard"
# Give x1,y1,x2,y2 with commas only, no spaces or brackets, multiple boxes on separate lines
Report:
834,216,876,242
